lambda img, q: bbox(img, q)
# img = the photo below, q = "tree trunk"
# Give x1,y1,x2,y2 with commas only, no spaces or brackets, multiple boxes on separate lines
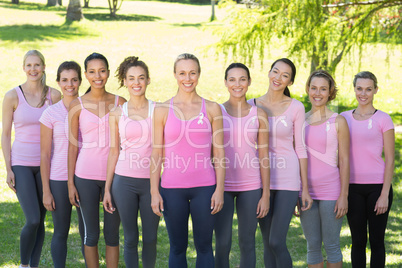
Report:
210,0,216,21
84,0,89,8
47,0,62,6
11,0,19,4
67,0,84,21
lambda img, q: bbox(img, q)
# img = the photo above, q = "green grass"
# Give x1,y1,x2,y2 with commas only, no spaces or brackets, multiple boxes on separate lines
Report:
0,0,401,267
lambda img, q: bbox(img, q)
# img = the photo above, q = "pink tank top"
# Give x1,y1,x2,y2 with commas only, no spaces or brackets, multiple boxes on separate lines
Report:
304,113,340,200
12,86,52,166
161,98,216,188
115,100,154,178
75,96,119,181
221,105,261,191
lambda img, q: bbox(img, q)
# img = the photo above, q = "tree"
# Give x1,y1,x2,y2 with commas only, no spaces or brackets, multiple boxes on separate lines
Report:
211,0,217,21
212,0,402,73
11,0,19,4
108,0,123,17
66,0,84,21
47,0,62,6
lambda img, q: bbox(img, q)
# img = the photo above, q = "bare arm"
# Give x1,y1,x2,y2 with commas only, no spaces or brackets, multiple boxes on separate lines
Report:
375,129,395,215
103,107,121,214
40,123,55,211
150,105,168,217
50,88,62,104
256,108,270,218
68,98,81,207
207,101,225,215
335,115,350,219
1,90,18,193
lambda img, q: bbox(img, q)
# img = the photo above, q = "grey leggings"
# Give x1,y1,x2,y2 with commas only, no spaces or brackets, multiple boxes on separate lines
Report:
215,189,261,268
74,176,120,247
49,180,86,268
12,165,46,267
258,190,299,268
300,200,343,264
112,174,160,268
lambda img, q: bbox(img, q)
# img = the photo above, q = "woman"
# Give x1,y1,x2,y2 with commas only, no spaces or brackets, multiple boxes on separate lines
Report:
40,61,86,268
150,53,225,267
214,63,270,268
300,70,349,268
341,71,394,268
103,56,160,268
68,52,126,268
1,50,61,268
249,58,312,268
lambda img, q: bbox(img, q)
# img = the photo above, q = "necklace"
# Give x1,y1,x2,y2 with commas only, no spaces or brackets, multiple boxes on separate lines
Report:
353,109,377,116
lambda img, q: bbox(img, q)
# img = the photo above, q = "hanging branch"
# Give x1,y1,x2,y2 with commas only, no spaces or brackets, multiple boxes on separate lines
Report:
322,0,402,8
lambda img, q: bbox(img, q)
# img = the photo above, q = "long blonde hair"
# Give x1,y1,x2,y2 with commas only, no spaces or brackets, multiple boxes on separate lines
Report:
23,50,48,107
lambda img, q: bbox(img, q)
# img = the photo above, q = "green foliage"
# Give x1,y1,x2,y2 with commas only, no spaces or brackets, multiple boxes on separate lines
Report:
211,0,402,73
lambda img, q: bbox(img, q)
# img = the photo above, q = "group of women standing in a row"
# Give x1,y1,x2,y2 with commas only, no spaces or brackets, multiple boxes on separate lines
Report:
2,50,394,268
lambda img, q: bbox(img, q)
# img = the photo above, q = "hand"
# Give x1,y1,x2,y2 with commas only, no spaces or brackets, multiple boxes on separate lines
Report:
68,183,80,207
301,190,313,211
256,194,270,218
210,189,224,215
103,191,115,214
294,199,301,217
374,194,389,215
43,192,56,211
334,195,348,219
151,192,164,217
6,170,16,193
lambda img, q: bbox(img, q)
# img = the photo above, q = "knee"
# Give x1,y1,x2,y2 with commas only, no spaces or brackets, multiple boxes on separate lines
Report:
24,217,41,231
268,237,286,253
84,231,100,247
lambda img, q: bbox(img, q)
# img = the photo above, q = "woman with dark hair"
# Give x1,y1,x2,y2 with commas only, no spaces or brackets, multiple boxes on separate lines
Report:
300,70,350,268
1,50,61,268
40,61,86,268
150,53,225,267
103,56,160,268
248,58,312,268
68,52,126,268
214,63,270,268
341,71,394,268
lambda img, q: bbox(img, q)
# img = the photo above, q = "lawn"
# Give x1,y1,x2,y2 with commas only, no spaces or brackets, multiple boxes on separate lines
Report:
0,0,401,267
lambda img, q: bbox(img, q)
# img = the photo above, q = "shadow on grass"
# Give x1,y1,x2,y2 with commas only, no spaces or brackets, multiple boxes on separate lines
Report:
0,23,96,42
0,0,108,11
171,22,202,27
83,13,161,21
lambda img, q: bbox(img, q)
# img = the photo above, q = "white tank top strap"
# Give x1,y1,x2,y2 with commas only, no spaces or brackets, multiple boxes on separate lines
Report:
219,103,227,113
119,102,127,118
148,100,155,118
77,97,84,108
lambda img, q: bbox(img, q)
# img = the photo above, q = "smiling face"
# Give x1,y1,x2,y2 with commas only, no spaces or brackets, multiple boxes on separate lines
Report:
124,66,150,96
354,78,378,106
308,77,330,108
58,69,81,98
268,61,293,93
225,67,251,98
174,59,200,93
23,55,45,82
84,59,110,90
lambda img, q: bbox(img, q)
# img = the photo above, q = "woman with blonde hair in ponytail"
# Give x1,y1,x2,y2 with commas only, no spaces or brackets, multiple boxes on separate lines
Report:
1,49,61,268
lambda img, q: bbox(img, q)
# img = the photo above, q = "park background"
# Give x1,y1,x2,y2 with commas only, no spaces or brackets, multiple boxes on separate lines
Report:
0,0,401,267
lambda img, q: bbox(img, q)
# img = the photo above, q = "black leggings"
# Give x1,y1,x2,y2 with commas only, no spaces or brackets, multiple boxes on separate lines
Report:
12,165,46,267
161,185,216,268
258,190,299,268
214,189,261,268
347,184,393,268
50,180,85,268
112,174,160,268
74,176,120,247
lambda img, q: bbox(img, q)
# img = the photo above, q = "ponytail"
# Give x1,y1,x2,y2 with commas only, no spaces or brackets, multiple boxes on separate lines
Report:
284,87,291,97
